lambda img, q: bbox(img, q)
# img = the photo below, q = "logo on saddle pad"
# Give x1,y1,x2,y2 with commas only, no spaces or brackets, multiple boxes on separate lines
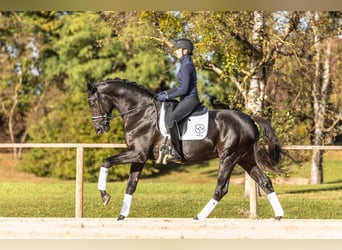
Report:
194,123,206,136
159,102,209,140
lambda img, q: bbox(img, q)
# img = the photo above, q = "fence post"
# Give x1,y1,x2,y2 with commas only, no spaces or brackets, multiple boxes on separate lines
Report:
249,176,258,219
75,147,84,218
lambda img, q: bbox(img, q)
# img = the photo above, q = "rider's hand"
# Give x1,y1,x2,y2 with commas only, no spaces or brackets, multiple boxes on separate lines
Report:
155,91,168,101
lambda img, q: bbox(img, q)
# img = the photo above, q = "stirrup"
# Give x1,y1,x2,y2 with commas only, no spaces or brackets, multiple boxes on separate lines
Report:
156,143,171,164
156,136,171,164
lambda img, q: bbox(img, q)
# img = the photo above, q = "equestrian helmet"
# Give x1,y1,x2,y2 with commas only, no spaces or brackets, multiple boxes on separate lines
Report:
173,38,194,54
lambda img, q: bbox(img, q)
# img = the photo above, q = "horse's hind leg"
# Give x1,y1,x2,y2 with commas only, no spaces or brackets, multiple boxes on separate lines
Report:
195,153,237,220
240,158,284,220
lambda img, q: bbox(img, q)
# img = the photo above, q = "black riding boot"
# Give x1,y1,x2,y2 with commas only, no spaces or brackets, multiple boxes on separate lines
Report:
156,122,183,165
168,121,183,162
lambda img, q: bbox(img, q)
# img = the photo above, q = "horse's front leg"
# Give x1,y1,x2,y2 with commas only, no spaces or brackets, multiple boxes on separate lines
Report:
117,162,144,220
97,150,146,206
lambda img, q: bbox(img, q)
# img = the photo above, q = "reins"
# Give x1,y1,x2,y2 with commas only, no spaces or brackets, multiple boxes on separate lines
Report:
111,100,156,120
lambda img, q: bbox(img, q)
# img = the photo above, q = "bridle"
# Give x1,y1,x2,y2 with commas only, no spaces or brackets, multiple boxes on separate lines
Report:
88,91,112,125
88,89,156,125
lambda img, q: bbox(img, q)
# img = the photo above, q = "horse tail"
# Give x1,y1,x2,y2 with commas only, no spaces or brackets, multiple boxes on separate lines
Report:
251,115,283,174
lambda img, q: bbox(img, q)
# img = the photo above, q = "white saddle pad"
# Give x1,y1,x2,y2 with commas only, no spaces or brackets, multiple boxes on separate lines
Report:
159,102,209,140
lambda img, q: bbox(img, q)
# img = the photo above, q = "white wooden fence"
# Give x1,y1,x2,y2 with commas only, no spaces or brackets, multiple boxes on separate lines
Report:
0,143,341,218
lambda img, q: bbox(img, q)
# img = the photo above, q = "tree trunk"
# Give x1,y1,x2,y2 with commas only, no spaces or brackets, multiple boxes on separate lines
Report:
245,11,265,196
310,13,332,184
311,149,323,184
246,11,265,114
7,78,22,158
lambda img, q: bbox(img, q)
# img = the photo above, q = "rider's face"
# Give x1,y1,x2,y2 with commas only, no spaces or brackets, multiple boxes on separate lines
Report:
174,48,184,59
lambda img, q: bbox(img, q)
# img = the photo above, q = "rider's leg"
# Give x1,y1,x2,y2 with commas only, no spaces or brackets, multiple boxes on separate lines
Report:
164,96,200,162
167,121,183,160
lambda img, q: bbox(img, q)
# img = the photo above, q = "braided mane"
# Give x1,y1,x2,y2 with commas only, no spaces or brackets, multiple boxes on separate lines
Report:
96,77,154,97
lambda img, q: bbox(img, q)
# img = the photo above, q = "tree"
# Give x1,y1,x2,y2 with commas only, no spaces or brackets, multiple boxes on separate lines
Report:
0,12,49,157
20,11,131,180
309,12,342,184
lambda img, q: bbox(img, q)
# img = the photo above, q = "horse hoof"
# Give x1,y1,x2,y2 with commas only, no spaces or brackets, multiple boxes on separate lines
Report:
100,191,111,206
103,194,111,206
275,216,282,221
193,216,199,220
117,215,126,221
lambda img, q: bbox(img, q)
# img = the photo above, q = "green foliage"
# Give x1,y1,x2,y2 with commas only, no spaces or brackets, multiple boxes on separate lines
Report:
0,12,45,142
124,51,170,89
2,11,341,182
139,11,185,40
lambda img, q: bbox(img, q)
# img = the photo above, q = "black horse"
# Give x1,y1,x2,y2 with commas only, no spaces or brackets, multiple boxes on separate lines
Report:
86,78,285,220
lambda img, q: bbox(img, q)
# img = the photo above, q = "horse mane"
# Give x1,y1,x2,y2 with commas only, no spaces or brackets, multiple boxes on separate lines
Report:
96,77,155,97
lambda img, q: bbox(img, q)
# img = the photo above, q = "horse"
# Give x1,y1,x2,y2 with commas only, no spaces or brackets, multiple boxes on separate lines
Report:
86,78,285,221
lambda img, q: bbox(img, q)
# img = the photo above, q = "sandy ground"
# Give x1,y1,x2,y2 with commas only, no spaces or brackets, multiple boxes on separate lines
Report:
0,218,341,239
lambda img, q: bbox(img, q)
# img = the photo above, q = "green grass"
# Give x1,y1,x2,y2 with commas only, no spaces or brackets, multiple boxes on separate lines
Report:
0,151,341,219
1,180,341,219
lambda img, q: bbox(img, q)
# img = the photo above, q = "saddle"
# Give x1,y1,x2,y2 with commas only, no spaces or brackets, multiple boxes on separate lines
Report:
159,101,209,140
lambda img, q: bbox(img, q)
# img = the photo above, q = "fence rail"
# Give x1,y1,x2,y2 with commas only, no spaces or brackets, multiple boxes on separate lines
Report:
0,143,126,218
282,145,342,150
0,143,127,149
0,143,341,218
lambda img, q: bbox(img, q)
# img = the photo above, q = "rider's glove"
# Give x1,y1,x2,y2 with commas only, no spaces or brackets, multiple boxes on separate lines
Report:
155,91,168,101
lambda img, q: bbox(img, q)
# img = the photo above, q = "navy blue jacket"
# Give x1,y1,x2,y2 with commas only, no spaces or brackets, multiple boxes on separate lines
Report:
167,55,198,100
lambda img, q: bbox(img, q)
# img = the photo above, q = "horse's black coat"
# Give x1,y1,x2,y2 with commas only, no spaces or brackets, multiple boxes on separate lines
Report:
86,78,284,220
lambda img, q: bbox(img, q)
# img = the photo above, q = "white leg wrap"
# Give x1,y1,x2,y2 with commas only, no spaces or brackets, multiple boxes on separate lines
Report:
196,198,219,220
120,194,133,217
267,192,284,217
98,167,108,191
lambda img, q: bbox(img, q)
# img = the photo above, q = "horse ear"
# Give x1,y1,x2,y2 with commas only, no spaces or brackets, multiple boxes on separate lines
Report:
86,83,96,94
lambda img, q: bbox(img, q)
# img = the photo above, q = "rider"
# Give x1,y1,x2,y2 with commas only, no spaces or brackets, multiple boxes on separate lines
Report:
155,38,200,162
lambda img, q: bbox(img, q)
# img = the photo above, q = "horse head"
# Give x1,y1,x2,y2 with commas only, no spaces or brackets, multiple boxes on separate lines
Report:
86,83,113,134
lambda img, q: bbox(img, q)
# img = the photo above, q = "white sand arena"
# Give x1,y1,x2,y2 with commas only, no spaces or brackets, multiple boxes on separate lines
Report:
0,218,341,239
